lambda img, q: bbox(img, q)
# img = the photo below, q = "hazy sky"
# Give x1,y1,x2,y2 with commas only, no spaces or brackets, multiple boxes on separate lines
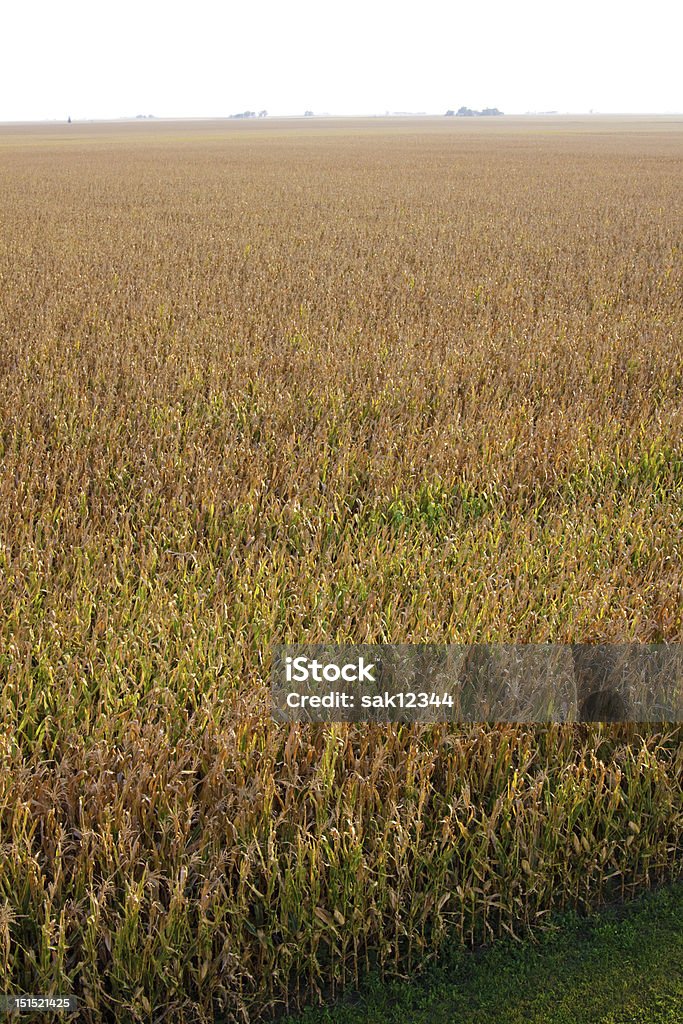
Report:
2,0,682,121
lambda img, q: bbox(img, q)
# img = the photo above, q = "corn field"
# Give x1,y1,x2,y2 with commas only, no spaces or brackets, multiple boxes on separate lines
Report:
0,116,682,1022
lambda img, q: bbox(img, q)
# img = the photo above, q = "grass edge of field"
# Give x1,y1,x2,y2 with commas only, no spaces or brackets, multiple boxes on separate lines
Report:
279,876,683,1024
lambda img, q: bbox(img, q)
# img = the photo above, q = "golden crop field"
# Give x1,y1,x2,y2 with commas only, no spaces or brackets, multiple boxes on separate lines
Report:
0,116,682,1022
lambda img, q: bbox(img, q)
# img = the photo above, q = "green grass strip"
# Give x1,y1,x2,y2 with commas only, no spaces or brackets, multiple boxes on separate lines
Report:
284,880,683,1024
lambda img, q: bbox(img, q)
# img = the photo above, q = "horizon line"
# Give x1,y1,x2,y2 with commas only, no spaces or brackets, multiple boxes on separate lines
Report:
2,110,683,126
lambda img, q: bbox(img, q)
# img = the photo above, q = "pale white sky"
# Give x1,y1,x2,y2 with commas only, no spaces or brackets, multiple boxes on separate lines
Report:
1,0,682,121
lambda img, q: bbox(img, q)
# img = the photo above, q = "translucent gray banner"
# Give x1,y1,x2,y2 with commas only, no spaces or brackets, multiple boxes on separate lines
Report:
271,644,683,723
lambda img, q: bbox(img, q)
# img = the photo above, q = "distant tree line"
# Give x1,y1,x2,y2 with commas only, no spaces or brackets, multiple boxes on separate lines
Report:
445,107,503,117
230,110,268,119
